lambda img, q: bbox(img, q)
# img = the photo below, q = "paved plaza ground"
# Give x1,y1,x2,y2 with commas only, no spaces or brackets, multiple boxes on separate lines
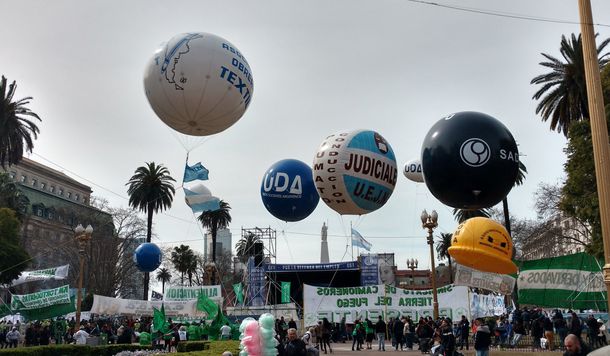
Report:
320,342,565,355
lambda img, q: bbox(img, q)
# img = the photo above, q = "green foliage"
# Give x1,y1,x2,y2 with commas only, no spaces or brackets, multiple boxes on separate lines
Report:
0,173,29,221
561,118,607,258
235,231,261,263
530,33,610,137
0,75,41,168
177,340,240,355
0,207,30,284
171,244,197,286
177,340,210,352
0,344,153,355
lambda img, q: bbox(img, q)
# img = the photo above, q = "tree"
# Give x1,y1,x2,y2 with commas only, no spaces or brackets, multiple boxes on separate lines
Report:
531,33,610,137
171,244,196,286
0,208,30,285
452,207,490,223
235,231,261,263
435,233,453,283
126,162,175,300
156,268,171,294
0,76,41,168
0,172,29,221
197,200,232,284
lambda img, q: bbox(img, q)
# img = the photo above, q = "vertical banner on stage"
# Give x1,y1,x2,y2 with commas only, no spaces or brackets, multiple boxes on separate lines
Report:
360,254,379,286
281,282,291,303
233,283,244,305
247,257,266,307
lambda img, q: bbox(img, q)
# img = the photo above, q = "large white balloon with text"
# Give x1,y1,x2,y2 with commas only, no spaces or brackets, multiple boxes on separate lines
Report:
312,130,397,215
144,32,254,136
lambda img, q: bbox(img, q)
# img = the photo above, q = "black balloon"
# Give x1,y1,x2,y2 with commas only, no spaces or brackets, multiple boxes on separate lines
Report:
421,111,519,209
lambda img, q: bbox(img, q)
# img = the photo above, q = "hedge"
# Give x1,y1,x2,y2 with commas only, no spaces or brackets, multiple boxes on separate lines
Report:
0,344,153,356
178,340,240,355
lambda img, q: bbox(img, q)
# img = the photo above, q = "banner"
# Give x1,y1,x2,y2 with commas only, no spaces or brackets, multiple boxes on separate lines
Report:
233,283,244,305
517,252,606,310
11,265,69,286
351,228,372,251
470,293,505,319
11,285,71,311
248,257,266,307
163,285,222,301
360,254,379,286
281,282,291,303
303,284,471,326
265,261,359,272
19,296,76,321
90,295,207,317
454,264,515,294
151,291,163,301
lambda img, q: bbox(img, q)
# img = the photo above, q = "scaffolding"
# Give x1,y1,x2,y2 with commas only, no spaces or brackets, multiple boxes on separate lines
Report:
241,226,277,264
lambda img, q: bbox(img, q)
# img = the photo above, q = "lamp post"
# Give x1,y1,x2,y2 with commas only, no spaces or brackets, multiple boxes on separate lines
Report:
74,224,93,330
421,210,439,320
407,258,418,287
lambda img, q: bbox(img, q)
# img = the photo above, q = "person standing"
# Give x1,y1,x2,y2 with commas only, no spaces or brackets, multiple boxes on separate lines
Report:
563,333,591,356
220,323,232,341
73,326,90,345
404,316,415,350
569,312,582,342
474,319,491,356
375,316,386,351
285,328,306,356
458,315,470,350
351,320,361,351
6,327,20,348
392,317,404,351
440,319,456,356
543,314,555,350
364,318,374,350
321,318,333,354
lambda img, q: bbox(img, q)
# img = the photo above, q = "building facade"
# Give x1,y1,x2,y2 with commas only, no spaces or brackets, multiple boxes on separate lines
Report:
2,158,115,294
520,213,590,261
204,228,232,260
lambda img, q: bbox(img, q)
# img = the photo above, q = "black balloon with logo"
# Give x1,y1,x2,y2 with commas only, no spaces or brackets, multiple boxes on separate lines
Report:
421,111,519,209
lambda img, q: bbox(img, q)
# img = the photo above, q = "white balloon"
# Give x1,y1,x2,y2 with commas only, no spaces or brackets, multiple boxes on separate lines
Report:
144,32,254,136
312,129,397,215
403,159,424,183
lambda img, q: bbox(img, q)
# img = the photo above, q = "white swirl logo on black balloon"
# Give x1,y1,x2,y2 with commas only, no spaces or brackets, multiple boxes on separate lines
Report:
460,138,490,167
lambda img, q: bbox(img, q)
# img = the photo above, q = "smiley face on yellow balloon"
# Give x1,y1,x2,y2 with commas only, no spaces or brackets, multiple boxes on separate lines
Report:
448,217,517,274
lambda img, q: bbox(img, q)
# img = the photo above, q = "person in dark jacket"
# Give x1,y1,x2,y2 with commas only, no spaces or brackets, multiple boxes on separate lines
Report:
531,317,544,350
375,316,387,351
564,333,591,356
569,312,582,342
285,328,306,356
474,318,491,356
440,319,456,356
458,315,470,350
393,317,404,351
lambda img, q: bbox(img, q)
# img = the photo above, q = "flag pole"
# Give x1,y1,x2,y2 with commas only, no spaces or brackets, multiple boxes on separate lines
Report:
351,221,354,260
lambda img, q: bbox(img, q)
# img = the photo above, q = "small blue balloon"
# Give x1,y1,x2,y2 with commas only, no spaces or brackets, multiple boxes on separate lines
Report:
261,159,319,222
133,243,163,272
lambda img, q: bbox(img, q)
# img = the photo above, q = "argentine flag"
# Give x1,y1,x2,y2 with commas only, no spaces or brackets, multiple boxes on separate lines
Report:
351,228,372,251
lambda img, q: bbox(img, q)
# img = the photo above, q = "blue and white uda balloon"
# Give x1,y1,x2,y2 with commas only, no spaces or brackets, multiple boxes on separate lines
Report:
261,159,319,222
312,130,397,215
144,32,254,136
134,243,163,273
403,158,424,183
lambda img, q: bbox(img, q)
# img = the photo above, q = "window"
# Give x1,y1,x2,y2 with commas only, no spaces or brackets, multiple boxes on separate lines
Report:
40,182,46,190
58,188,64,196
20,175,27,183
31,178,37,187
67,192,72,199
48,210,55,220
75,194,80,201
36,208,43,217
50,186,55,193
9,171,16,179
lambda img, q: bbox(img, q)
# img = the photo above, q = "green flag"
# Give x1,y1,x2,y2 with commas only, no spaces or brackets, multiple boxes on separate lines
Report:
281,281,291,303
153,304,168,333
233,283,244,305
196,292,219,318
517,252,606,309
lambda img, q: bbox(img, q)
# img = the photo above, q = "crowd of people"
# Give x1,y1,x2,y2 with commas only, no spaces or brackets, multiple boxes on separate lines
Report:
0,315,215,351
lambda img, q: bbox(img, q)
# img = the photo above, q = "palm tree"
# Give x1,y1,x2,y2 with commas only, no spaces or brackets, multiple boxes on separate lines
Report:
186,257,198,287
126,162,175,300
436,233,454,283
171,244,196,286
0,76,41,168
531,33,610,137
235,231,261,263
155,267,171,294
452,208,491,223
198,200,232,284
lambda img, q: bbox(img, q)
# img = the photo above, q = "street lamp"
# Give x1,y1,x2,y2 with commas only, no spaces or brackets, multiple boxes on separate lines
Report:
421,210,439,320
74,224,93,330
407,258,418,286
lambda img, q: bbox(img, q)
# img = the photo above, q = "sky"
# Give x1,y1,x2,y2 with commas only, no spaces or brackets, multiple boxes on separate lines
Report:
3,0,610,273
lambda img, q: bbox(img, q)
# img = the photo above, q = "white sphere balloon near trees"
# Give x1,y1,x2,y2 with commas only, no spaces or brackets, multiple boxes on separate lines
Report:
144,32,254,136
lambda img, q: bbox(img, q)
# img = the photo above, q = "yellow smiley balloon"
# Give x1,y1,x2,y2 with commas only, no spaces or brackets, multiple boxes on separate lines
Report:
448,217,517,274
